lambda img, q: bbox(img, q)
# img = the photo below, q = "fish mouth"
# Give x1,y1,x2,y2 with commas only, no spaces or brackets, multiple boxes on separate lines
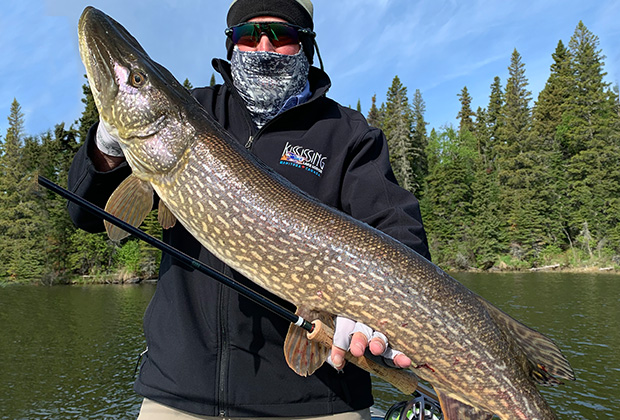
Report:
77,7,150,118
78,7,116,111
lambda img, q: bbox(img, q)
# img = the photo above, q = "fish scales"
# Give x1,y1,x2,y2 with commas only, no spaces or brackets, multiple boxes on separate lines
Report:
78,7,573,420
151,131,550,418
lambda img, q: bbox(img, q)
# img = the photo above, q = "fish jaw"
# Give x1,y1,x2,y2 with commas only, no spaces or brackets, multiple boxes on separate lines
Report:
78,6,195,176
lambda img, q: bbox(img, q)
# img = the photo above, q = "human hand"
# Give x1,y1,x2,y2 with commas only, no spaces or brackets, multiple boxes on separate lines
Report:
329,316,412,370
95,119,124,157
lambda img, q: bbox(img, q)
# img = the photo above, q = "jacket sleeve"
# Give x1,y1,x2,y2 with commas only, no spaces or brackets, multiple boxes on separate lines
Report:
339,126,431,261
67,122,132,233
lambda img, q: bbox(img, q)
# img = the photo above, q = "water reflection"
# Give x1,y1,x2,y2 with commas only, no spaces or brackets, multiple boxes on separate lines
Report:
1,273,618,419
0,284,155,420
373,272,620,420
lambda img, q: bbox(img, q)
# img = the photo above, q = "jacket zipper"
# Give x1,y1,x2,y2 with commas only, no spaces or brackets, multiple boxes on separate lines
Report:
244,115,280,151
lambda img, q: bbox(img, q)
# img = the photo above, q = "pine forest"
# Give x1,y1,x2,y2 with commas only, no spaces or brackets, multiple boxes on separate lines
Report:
1,22,618,283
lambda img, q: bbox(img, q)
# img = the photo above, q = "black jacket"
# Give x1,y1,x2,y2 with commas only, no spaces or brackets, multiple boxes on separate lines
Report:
67,59,430,417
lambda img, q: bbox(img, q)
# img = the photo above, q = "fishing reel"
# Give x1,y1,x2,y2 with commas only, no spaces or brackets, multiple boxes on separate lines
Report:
383,391,443,420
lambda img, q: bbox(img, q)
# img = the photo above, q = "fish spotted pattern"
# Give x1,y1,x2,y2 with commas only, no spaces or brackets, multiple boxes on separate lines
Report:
78,7,574,420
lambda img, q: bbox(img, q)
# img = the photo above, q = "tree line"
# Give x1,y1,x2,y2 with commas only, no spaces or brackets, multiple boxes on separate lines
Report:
371,21,620,270
0,80,164,284
0,21,617,283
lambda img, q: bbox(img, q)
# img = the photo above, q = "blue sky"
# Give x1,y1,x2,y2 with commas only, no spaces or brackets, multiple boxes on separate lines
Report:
1,0,618,139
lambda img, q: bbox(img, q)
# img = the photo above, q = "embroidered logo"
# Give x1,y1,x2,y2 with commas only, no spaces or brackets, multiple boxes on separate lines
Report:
279,142,327,177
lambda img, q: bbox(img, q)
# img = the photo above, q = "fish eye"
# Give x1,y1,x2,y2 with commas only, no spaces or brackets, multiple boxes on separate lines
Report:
129,71,147,87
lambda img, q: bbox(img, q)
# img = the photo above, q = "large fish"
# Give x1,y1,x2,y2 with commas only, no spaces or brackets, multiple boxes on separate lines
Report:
78,7,574,420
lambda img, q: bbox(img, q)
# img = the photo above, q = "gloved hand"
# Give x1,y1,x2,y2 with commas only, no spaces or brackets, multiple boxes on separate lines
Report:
95,119,124,157
329,316,412,370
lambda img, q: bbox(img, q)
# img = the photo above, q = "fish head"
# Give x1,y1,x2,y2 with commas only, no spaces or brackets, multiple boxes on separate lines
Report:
78,7,195,175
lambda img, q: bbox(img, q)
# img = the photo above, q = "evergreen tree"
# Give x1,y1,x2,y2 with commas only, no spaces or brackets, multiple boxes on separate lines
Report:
495,49,536,260
383,76,414,191
210,73,216,87
532,41,572,145
560,21,620,253
487,77,504,132
473,107,490,158
367,94,384,129
530,40,573,256
76,77,99,144
410,89,429,195
356,99,362,113
422,126,477,268
469,144,505,269
559,21,612,156
54,122,80,182
0,99,45,280
497,50,531,157
468,103,506,268
183,78,194,90
69,81,117,278
68,229,115,276
37,124,81,281
486,76,504,167
139,211,163,278
457,86,475,134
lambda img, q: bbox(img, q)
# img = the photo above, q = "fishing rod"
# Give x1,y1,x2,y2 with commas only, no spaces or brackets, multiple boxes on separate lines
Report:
37,175,427,397
38,175,312,331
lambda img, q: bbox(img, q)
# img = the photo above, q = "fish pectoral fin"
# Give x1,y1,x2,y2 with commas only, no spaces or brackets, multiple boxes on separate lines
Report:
157,199,177,229
477,296,575,384
283,307,332,377
104,175,154,241
433,387,494,420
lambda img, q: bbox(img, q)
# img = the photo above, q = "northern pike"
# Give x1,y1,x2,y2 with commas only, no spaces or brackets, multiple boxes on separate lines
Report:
78,7,574,420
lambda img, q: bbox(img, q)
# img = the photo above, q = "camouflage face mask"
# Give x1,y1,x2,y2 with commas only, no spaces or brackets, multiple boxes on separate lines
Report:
231,46,309,129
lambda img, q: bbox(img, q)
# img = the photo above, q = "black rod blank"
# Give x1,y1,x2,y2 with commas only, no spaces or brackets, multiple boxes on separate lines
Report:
37,175,314,333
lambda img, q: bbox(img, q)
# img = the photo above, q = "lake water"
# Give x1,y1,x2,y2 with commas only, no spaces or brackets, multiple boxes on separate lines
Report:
1,272,618,419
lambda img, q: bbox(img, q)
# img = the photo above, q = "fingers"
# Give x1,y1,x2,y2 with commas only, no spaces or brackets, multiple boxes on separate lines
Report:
331,316,355,369
349,331,370,357
393,353,412,368
331,316,412,370
382,347,412,368
367,331,387,356
330,345,347,370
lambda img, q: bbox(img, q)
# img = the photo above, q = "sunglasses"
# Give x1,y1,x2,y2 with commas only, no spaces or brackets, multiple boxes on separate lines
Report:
225,21,315,48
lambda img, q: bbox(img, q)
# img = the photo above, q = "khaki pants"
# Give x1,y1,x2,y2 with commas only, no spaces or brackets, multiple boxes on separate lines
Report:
137,399,371,420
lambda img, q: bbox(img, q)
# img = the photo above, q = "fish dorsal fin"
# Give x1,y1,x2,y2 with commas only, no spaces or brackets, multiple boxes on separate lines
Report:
478,296,575,384
157,199,177,229
434,387,494,420
283,307,332,377
104,175,154,241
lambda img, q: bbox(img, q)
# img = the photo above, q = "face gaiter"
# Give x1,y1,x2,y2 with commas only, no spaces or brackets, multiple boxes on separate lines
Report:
231,46,310,129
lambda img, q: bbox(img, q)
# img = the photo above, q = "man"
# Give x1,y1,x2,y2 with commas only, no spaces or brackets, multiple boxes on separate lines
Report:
68,0,431,419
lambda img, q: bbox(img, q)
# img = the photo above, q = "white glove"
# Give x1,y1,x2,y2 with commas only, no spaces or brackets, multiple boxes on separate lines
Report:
95,120,124,157
329,316,409,370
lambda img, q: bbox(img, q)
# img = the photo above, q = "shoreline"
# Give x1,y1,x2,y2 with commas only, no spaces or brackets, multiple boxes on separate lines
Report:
2,264,618,286
456,265,619,274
